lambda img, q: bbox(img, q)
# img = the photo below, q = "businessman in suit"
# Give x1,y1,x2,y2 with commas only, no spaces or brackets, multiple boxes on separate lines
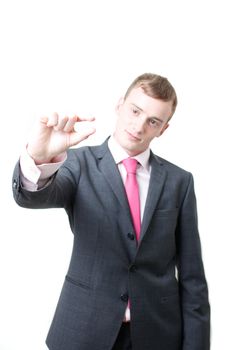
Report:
12,73,210,350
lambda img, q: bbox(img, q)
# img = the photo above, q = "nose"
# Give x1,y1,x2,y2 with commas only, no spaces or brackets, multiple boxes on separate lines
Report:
132,116,146,134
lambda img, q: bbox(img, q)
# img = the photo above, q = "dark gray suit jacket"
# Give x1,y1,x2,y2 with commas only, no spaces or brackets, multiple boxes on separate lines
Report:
12,140,210,350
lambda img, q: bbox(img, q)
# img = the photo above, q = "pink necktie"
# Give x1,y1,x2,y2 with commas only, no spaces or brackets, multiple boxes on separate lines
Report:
122,158,141,242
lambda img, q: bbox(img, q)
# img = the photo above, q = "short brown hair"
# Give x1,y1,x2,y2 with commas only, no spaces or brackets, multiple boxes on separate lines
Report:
124,73,178,117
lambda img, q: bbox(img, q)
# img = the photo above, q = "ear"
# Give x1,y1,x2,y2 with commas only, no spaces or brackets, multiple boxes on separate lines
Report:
115,97,124,113
159,123,169,136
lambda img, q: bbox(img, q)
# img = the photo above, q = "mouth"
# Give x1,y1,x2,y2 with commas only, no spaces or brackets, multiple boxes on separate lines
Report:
125,130,141,142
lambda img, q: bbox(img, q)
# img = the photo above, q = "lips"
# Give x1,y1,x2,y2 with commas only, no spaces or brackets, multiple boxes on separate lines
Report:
125,130,141,142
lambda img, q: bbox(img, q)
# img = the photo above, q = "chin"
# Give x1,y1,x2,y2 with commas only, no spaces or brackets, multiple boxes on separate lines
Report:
118,136,142,155
125,145,142,156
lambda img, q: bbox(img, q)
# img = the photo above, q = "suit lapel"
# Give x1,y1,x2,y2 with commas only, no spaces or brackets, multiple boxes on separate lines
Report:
139,153,167,243
94,140,136,261
95,140,131,218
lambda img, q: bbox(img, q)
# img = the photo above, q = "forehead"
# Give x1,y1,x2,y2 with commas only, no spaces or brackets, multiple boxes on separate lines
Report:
125,87,173,119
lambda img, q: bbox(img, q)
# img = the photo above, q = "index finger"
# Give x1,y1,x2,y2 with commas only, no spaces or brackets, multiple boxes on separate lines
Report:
75,115,95,122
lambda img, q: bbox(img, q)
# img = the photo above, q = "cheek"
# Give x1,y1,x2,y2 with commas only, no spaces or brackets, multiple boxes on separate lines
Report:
118,113,130,129
115,117,126,136
117,118,125,131
145,130,159,142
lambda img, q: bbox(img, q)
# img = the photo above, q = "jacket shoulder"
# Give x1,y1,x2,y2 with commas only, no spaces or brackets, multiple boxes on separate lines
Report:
154,152,190,173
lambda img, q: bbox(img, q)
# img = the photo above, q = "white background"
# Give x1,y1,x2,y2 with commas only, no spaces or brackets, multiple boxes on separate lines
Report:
0,0,232,349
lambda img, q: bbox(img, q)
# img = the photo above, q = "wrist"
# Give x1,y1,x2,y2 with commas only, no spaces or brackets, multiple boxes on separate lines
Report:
26,145,47,164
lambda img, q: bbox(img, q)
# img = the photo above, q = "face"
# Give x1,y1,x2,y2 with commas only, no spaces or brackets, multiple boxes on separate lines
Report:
114,87,173,156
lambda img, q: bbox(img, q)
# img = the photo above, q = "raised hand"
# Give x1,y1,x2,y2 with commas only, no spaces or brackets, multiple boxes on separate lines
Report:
27,113,96,164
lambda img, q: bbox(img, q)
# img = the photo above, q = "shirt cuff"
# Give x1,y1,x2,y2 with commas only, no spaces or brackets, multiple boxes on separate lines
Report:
20,147,67,185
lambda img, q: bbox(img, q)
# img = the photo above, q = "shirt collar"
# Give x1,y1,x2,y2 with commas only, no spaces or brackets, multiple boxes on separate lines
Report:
108,135,150,172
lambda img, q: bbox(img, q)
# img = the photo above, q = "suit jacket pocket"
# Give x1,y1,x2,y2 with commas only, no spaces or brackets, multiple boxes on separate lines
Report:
153,208,179,217
65,275,92,290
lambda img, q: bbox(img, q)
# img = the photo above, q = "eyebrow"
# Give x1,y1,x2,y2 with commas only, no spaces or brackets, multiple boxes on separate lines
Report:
131,103,164,123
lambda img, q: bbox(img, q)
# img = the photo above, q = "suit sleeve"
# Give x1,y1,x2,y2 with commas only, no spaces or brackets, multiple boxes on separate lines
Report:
12,152,81,210
176,173,210,350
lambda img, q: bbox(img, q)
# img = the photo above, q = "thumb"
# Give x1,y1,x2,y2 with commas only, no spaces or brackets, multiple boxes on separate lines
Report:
68,127,96,147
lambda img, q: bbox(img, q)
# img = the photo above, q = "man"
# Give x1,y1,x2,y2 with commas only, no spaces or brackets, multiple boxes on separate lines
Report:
12,73,210,350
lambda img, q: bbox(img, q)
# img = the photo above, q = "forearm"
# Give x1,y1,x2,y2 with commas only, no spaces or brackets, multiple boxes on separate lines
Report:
13,148,81,210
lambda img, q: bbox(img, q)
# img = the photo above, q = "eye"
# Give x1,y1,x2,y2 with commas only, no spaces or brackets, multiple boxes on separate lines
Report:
131,107,140,116
149,118,163,128
149,118,159,127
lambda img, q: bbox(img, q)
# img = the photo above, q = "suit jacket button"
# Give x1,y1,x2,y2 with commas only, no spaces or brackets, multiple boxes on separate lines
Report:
127,232,135,240
13,180,18,189
120,293,129,302
129,264,137,272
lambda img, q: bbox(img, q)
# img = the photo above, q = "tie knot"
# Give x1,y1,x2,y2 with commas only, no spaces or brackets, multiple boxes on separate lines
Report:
122,158,138,174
